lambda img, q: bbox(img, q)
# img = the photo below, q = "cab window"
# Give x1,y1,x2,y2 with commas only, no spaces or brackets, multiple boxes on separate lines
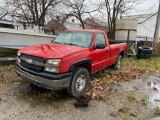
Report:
94,33,106,47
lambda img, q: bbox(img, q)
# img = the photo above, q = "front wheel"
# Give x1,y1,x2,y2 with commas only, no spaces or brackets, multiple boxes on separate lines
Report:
113,55,122,70
66,67,90,97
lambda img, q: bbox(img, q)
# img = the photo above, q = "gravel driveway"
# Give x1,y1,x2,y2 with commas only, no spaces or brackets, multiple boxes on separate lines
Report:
0,63,160,120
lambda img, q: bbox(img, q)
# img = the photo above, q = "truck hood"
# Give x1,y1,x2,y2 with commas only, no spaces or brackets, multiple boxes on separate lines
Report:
19,43,88,58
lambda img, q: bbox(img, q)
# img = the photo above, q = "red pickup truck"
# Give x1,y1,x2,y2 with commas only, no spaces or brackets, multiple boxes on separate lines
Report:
15,30,127,97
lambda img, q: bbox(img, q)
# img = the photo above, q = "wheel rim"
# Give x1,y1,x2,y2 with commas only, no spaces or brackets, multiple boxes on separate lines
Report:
76,74,86,91
117,56,122,69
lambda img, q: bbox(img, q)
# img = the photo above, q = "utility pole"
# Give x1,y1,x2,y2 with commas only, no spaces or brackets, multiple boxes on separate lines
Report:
153,0,160,49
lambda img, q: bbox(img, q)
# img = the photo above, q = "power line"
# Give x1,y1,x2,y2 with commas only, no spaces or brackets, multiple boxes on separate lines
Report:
144,0,158,14
135,0,159,24
133,0,158,15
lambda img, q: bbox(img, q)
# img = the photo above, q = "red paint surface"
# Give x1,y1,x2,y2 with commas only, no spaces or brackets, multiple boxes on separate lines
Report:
19,30,127,73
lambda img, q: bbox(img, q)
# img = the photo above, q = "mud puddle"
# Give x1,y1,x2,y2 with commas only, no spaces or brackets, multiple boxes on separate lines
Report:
112,72,160,108
147,81,160,108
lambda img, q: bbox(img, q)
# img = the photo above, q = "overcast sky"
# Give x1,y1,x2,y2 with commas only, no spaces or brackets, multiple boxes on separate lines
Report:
134,0,159,14
0,0,159,18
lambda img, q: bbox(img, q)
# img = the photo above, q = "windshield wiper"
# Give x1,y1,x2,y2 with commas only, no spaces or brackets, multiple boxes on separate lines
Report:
53,42,80,47
64,43,79,46
53,41,62,44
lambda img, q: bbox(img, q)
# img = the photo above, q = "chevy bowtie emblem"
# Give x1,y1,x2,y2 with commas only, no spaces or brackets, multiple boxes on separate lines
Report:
26,59,33,64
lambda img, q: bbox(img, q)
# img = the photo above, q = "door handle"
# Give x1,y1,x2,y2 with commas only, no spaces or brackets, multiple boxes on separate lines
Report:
106,50,108,53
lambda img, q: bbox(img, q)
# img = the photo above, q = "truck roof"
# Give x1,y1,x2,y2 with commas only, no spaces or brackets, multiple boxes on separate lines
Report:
64,29,105,33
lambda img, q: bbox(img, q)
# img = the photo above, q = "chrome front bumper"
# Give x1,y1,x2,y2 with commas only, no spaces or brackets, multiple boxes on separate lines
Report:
15,63,72,90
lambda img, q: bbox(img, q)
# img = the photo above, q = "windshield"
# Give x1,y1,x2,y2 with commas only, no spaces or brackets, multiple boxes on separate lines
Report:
52,32,93,48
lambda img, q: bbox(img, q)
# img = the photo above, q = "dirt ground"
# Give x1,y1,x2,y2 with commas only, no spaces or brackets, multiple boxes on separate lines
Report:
0,63,160,120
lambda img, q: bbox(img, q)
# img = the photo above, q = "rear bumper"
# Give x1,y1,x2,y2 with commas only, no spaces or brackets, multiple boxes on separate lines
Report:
15,62,72,90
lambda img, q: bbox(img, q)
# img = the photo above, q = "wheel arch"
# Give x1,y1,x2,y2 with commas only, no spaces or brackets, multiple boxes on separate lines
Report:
118,50,125,58
69,59,92,74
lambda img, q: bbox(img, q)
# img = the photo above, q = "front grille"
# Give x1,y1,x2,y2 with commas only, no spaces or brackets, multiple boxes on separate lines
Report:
20,53,46,71
21,54,45,63
21,61,43,71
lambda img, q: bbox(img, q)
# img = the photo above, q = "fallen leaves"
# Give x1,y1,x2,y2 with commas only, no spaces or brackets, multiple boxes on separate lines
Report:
85,67,148,100
0,74,7,83
109,67,148,81
85,79,108,100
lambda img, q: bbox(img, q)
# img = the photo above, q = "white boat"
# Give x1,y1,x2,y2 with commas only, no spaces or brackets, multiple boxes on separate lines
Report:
0,12,56,56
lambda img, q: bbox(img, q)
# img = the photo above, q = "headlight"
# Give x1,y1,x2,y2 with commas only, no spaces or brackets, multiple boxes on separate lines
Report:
44,59,61,73
17,51,21,56
46,59,61,65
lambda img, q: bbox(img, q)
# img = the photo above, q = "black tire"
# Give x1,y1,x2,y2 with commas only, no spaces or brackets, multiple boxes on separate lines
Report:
137,53,152,59
113,55,122,70
66,67,90,97
138,47,153,54
136,54,141,59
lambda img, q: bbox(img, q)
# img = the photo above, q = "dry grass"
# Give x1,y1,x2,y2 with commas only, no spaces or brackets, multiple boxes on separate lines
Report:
0,62,15,85
154,107,160,115
153,43,160,57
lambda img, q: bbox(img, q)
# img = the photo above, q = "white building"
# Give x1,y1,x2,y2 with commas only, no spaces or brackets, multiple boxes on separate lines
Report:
64,19,82,30
123,13,160,40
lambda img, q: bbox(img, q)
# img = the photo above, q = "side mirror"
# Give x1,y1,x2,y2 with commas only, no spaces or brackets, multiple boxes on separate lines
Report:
94,43,105,49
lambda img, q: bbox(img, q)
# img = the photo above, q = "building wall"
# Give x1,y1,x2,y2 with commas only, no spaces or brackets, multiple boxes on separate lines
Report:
84,18,109,33
123,14,160,39
45,19,66,35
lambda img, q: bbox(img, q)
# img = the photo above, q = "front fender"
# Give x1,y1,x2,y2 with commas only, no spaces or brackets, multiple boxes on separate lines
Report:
69,59,92,73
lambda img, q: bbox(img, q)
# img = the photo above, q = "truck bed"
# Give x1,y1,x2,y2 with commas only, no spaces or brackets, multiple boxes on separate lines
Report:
109,39,126,45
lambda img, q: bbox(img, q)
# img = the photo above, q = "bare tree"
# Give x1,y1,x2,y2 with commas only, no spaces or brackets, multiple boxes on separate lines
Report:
103,0,144,39
62,0,101,29
3,0,62,25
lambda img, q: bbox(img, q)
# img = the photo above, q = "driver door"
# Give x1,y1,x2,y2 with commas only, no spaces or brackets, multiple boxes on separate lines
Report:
92,33,110,73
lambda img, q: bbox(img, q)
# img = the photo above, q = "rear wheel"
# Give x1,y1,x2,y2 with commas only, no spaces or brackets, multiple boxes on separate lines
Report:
66,67,90,97
113,55,122,70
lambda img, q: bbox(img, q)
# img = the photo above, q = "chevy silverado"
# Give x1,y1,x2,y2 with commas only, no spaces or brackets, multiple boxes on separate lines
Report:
15,30,127,97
